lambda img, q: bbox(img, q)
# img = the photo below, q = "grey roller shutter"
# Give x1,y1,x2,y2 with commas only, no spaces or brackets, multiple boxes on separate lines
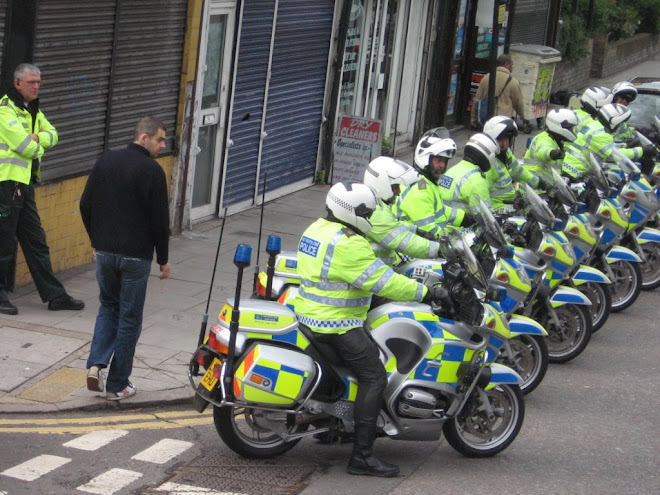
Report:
510,0,550,45
107,0,186,153
261,0,333,192
32,0,116,182
223,0,275,207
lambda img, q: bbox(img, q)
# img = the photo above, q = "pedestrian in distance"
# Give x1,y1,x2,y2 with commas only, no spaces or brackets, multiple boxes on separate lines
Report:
0,63,85,315
80,116,171,401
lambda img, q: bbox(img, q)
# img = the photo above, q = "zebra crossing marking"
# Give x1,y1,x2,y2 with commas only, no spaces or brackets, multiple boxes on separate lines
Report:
63,429,129,451
155,481,247,494
76,468,142,494
131,438,194,464
0,454,71,481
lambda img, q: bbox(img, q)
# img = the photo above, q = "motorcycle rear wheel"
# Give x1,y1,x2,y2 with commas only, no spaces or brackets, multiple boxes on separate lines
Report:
640,242,660,290
579,282,612,333
213,405,307,459
497,335,548,395
608,260,642,312
534,304,592,363
443,384,524,458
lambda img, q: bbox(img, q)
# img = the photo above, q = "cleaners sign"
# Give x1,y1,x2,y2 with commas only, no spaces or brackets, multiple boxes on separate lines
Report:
331,115,381,184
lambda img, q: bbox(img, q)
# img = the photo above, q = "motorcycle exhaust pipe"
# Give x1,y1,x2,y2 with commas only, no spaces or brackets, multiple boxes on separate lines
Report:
265,235,282,300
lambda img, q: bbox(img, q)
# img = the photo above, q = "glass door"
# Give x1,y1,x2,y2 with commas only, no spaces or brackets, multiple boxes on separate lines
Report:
191,2,235,220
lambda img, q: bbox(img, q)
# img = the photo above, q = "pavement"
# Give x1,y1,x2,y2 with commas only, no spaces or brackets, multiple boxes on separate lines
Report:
1,53,658,414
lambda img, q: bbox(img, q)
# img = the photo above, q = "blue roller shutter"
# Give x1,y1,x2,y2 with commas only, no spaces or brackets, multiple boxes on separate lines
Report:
260,0,333,193
223,0,275,207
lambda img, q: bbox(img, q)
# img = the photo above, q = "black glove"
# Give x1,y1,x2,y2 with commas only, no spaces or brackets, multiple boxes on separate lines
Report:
549,148,565,161
642,144,657,159
422,285,449,305
416,227,437,241
461,212,476,228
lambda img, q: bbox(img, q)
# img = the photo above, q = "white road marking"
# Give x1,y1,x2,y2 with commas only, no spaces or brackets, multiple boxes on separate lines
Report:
76,468,142,494
155,482,247,494
63,429,129,451
1,454,71,481
131,438,194,464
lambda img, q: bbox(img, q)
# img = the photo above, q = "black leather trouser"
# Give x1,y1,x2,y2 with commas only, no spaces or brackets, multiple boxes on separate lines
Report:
314,327,387,427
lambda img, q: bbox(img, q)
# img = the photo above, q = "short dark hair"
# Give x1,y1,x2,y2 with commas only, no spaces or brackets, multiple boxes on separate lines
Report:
497,54,513,67
133,116,166,140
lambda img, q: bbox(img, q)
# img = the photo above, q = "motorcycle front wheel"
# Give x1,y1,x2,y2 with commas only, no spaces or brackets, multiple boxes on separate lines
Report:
579,282,612,333
608,260,642,312
497,335,548,395
443,384,524,458
534,303,592,363
213,405,307,459
640,242,660,290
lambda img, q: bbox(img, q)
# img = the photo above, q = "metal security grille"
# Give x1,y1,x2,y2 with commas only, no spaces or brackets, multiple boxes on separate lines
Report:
510,0,550,45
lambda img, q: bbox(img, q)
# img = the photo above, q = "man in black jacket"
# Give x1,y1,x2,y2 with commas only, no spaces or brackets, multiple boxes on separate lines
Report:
80,116,171,400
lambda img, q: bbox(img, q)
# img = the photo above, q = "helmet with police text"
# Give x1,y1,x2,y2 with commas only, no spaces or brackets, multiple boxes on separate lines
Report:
545,108,579,142
611,81,637,104
463,133,499,172
597,103,631,133
363,157,419,204
580,86,613,115
483,116,518,143
414,133,457,180
325,181,377,235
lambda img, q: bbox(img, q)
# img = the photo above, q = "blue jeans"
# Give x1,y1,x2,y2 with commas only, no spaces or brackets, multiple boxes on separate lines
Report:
87,251,151,393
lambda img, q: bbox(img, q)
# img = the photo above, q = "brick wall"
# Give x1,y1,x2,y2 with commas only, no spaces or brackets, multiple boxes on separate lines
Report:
591,33,660,79
14,156,174,287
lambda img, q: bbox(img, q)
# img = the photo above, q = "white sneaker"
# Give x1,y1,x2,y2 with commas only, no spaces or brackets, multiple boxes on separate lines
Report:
106,382,136,401
86,366,105,392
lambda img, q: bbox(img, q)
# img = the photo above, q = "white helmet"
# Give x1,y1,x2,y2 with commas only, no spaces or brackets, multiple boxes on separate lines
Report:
483,116,518,142
597,103,631,132
545,108,579,142
363,157,419,203
463,133,498,172
326,181,377,234
612,81,637,104
580,86,613,115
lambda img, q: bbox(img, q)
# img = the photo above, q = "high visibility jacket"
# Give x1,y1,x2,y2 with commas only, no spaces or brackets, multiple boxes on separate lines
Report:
487,148,539,209
523,131,563,183
564,117,642,179
0,93,58,184
294,218,427,334
437,159,492,213
367,204,439,265
393,175,464,238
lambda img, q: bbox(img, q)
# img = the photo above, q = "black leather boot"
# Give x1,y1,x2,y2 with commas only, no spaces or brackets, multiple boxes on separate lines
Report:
347,424,399,477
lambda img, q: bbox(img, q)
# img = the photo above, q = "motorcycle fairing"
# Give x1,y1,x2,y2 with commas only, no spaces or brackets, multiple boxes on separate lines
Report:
549,285,592,307
508,315,548,336
605,245,642,263
571,265,611,285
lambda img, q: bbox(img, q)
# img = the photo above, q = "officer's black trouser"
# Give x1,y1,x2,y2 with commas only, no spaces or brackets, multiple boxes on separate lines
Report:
0,181,66,302
314,327,387,428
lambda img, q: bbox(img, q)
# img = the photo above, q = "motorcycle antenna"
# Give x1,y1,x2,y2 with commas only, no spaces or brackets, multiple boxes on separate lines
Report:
253,168,268,290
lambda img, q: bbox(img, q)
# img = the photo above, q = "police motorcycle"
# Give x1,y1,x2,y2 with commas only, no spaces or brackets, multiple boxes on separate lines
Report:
545,169,613,333
501,184,594,363
606,149,660,290
189,242,525,459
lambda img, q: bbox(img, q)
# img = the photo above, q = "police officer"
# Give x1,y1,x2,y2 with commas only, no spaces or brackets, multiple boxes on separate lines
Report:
294,182,439,477
362,157,441,264
437,133,499,213
394,129,470,238
482,116,546,210
523,108,579,185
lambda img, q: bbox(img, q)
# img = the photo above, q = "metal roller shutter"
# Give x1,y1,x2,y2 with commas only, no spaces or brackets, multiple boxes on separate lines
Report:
107,0,186,152
261,0,333,192
510,0,550,45
223,0,275,207
32,0,116,182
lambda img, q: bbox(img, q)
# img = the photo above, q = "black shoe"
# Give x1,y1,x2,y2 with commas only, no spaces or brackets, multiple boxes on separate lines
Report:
0,300,18,315
48,294,85,311
347,449,400,477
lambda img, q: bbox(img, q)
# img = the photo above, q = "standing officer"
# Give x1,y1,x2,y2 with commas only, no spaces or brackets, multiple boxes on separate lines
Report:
0,63,84,315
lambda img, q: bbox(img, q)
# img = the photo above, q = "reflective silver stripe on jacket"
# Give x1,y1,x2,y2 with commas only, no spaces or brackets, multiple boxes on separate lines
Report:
453,168,481,202
297,315,365,330
0,157,29,168
298,286,371,307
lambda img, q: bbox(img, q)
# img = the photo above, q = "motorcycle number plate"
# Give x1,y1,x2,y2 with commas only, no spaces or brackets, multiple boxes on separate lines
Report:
200,357,221,391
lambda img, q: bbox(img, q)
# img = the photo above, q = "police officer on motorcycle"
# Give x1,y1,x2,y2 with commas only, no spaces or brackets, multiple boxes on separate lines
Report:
294,182,440,477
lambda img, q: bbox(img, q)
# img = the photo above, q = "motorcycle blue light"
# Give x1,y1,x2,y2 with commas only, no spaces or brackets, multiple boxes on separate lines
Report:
266,235,282,255
552,219,564,231
234,244,252,267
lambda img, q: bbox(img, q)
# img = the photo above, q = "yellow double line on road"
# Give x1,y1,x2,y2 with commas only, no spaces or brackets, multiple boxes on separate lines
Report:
0,409,214,434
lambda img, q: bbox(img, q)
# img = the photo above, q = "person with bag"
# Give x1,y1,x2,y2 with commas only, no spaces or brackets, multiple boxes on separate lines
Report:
471,54,527,131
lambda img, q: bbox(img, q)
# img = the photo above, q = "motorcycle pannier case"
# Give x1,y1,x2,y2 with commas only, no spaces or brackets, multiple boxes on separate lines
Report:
233,343,316,407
